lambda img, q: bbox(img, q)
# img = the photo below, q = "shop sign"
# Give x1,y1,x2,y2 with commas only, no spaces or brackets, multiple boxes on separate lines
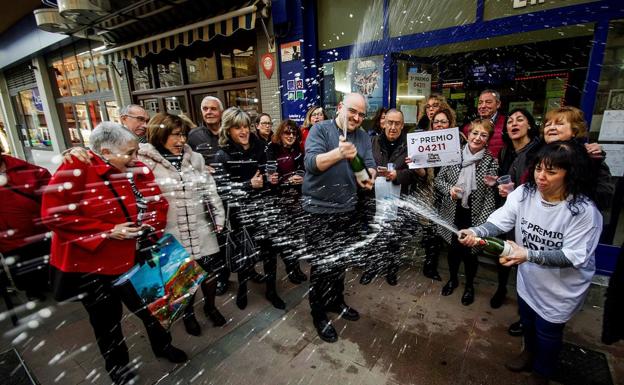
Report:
545,78,565,98
406,127,462,168
261,53,275,79
407,72,431,98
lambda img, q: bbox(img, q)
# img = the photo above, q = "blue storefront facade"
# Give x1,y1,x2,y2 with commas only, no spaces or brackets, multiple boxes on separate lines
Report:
273,0,624,265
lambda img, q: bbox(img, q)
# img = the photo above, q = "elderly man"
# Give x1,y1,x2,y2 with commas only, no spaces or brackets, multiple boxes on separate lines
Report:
303,93,376,343
42,122,186,385
463,89,506,158
187,96,224,167
360,109,425,286
120,104,150,143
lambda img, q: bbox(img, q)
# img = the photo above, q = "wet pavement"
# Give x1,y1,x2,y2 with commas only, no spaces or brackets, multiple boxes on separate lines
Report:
1,249,623,385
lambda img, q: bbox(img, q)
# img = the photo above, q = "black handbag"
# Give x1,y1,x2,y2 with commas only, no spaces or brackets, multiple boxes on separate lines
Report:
224,205,259,273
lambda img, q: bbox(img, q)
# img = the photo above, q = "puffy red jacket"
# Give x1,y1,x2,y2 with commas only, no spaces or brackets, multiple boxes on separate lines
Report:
41,152,168,275
0,155,51,253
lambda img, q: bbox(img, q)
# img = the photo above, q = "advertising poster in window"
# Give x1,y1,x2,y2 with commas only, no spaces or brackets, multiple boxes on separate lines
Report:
350,57,383,114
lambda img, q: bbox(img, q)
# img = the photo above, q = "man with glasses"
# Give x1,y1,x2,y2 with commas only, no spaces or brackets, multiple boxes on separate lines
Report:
302,93,376,343
120,104,150,143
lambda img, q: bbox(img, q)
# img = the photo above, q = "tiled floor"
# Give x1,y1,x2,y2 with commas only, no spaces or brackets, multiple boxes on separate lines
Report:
1,252,622,385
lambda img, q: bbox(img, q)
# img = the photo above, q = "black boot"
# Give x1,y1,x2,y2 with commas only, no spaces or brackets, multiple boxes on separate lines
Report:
441,278,458,296
182,293,201,336
236,282,248,310
286,262,307,284
265,278,285,309
423,231,442,281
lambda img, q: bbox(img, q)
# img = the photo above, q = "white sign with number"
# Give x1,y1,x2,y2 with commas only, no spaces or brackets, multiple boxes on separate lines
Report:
407,72,431,98
407,127,462,169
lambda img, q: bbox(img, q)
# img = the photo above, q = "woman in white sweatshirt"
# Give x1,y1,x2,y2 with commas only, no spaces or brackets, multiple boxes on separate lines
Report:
458,140,602,385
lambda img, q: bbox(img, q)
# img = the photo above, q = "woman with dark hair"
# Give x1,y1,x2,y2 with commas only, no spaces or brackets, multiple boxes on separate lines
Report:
255,113,273,147
138,113,227,336
490,108,541,309
215,107,285,310
459,141,602,385
300,106,326,151
266,119,307,284
434,119,499,305
368,107,388,137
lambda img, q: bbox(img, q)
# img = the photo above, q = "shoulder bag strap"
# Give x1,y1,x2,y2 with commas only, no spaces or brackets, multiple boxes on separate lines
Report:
100,175,133,223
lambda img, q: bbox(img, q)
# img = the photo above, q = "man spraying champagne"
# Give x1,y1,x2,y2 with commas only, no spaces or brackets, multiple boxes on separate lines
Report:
302,93,376,343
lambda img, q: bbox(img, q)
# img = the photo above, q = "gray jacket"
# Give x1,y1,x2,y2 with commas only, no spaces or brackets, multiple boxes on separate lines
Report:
302,119,376,214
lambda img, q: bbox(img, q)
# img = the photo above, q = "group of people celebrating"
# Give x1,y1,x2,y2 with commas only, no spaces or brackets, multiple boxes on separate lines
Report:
0,87,614,385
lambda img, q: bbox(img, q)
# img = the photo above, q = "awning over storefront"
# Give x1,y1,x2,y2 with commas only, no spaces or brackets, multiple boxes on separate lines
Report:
102,1,258,63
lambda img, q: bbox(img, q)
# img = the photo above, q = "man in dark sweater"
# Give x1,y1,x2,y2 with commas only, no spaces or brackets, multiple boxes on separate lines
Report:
187,96,224,171
302,93,376,342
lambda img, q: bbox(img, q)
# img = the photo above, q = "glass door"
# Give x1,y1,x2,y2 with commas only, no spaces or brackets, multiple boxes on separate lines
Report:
393,56,438,131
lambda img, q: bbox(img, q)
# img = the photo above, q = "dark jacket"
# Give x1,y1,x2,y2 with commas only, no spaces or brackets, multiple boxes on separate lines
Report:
187,125,221,166
518,138,614,211
371,134,425,195
214,136,270,230
266,142,304,189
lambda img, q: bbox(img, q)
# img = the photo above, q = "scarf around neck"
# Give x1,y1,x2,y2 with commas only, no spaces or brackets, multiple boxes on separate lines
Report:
457,145,485,208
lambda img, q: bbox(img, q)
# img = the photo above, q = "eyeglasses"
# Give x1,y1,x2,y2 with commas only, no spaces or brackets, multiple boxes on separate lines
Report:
347,107,366,119
282,131,296,136
125,115,149,123
425,103,440,109
170,132,187,139
311,111,324,117
259,121,273,127
432,119,449,125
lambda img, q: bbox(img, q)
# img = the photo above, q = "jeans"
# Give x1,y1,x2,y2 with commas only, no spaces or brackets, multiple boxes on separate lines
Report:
518,295,566,377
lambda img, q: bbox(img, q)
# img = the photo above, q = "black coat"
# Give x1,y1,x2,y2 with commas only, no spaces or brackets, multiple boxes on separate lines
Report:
371,134,426,195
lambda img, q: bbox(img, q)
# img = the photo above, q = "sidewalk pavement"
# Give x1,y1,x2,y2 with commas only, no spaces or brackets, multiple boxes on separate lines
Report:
1,250,622,385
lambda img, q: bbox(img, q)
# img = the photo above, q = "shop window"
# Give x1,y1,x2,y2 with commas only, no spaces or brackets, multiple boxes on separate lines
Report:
225,88,259,118
221,47,257,80
591,19,624,246
164,96,187,116
77,50,98,94
93,52,112,91
322,55,384,119
157,61,183,88
62,55,84,97
14,88,51,149
186,55,218,83
131,59,153,90
51,59,71,97
106,101,120,123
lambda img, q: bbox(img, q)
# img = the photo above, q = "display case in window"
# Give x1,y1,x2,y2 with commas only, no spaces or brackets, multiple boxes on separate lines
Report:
222,47,257,80
131,59,152,91
106,101,119,123
164,96,187,116
226,88,259,119
14,88,51,149
157,61,183,88
93,52,111,91
186,55,218,84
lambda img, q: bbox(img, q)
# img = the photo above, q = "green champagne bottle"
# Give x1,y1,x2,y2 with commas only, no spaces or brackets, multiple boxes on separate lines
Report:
475,236,512,257
350,153,370,183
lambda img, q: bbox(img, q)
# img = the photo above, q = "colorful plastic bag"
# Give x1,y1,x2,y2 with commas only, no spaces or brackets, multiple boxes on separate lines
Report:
114,233,206,329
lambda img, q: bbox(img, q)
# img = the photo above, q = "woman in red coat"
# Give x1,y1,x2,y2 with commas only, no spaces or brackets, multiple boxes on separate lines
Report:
0,143,51,298
41,122,186,385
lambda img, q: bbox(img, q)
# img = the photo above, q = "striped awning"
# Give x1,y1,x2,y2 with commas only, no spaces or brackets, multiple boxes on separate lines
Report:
103,2,258,63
